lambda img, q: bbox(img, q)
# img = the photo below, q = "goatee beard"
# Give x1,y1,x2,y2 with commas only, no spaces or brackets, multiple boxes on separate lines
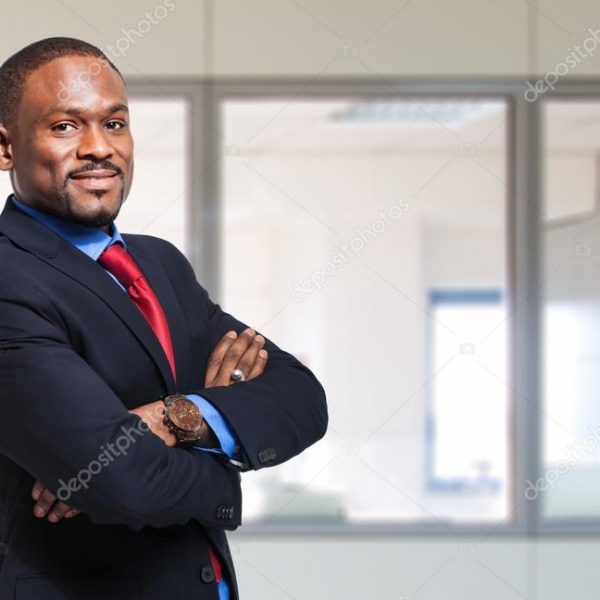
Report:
63,189,123,229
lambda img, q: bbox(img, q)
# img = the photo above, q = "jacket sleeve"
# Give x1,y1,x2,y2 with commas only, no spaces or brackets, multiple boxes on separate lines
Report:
0,277,241,532
155,238,329,472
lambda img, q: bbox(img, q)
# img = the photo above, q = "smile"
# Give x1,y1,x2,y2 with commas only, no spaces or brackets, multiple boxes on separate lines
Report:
69,170,119,190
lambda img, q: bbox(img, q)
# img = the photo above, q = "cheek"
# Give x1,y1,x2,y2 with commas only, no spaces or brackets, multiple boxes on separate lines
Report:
38,158,69,186
118,143,134,182
20,139,72,182
117,138,134,166
12,153,51,188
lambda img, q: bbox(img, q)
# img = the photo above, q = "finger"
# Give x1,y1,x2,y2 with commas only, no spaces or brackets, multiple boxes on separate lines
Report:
64,508,81,519
205,331,238,387
31,480,45,502
47,501,74,523
213,328,255,386
234,334,265,380
247,349,268,380
141,401,167,430
33,488,57,519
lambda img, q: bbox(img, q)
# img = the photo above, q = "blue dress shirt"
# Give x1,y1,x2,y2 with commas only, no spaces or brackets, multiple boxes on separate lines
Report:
11,195,234,599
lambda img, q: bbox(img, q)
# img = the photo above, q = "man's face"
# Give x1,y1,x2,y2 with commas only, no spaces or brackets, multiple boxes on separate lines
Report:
0,54,134,231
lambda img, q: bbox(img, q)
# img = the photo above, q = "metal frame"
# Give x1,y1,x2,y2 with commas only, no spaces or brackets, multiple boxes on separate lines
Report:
125,80,220,294
126,77,600,536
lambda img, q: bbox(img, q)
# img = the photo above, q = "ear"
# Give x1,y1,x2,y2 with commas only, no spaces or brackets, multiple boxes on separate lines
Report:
0,125,13,171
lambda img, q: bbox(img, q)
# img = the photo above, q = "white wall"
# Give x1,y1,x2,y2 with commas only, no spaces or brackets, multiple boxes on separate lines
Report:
0,0,208,77
1,0,599,78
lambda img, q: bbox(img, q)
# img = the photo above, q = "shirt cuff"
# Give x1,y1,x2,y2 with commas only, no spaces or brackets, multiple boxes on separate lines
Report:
186,393,240,459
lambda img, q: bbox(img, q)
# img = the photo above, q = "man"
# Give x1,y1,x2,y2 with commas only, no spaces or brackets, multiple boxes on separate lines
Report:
0,37,327,600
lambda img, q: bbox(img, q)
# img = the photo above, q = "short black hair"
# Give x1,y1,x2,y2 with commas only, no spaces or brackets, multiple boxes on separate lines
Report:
0,37,124,128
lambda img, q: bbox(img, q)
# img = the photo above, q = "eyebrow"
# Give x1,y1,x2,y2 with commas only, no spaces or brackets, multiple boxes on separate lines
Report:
38,102,129,122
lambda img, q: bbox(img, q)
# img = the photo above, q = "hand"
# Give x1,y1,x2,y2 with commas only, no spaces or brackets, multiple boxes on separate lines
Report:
128,328,269,445
31,480,80,523
204,328,268,388
129,400,176,447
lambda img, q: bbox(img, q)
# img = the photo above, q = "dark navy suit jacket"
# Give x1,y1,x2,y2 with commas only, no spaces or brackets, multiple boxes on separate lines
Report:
0,195,328,600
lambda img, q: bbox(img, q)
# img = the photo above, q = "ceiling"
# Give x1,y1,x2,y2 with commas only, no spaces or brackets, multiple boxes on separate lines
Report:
223,98,600,155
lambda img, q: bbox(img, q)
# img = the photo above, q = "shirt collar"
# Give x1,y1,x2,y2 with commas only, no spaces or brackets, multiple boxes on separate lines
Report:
10,194,125,261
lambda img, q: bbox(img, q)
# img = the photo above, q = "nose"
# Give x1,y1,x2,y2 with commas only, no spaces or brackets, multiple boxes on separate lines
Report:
76,124,113,161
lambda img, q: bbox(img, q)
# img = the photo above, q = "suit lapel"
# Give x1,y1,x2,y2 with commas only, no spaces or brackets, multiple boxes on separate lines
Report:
0,196,176,394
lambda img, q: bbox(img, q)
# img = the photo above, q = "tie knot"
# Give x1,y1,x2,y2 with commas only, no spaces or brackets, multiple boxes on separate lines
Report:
98,243,143,289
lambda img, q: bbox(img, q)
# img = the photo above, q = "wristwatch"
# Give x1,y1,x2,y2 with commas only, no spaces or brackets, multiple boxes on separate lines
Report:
161,394,218,448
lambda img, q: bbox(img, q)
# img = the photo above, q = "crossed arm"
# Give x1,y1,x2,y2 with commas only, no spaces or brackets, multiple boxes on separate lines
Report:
0,241,327,531
0,278,260,531
31,328,269,523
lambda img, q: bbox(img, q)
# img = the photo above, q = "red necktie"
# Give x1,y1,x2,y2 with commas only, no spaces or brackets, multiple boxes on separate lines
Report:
98,243,177,381
98,243,223,585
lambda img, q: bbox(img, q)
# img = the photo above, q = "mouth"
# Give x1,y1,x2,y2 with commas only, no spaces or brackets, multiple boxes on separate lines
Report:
69,170,120,190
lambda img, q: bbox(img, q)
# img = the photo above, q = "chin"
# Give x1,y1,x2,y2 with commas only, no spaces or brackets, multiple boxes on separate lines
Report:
66,190,124,228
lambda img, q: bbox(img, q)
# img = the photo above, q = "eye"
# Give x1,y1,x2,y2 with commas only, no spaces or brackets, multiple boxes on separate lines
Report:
106,120,126,130
51,122,76,132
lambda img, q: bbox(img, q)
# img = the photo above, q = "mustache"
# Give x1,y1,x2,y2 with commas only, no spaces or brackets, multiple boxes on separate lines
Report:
68,162,123,178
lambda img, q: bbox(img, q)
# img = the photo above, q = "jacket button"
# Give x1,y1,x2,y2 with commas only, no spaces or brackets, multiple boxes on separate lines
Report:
216,505,227,520
258,447,277,464
200,566,215,583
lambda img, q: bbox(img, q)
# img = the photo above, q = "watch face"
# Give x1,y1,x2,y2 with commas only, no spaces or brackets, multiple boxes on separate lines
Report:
169,398,202,432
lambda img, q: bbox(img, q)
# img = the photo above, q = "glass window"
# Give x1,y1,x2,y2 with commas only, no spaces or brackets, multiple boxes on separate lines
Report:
427,290,506,495
542,100,600,519
221,97,510,524
118,97,190,255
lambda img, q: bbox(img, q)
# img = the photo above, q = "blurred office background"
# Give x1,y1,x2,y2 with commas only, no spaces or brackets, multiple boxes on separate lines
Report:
2,1,600,598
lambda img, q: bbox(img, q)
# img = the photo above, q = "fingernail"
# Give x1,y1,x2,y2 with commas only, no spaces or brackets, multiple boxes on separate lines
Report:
34,507,44,517
255,335,264,343
48,514,58,523
259,350,268,358
226,331,237,339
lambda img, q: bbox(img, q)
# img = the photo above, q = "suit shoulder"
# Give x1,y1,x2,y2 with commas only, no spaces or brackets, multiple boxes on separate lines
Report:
122,233,186,260
0,235,39,283
0,233,16,255
122,233,181,253
121,234,194,277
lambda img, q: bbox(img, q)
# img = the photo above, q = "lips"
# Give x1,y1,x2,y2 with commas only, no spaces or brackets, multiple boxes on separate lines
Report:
70,169,118,179
69,169,120,190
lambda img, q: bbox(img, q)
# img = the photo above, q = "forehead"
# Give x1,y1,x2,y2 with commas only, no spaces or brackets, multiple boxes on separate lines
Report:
19,55,127,122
